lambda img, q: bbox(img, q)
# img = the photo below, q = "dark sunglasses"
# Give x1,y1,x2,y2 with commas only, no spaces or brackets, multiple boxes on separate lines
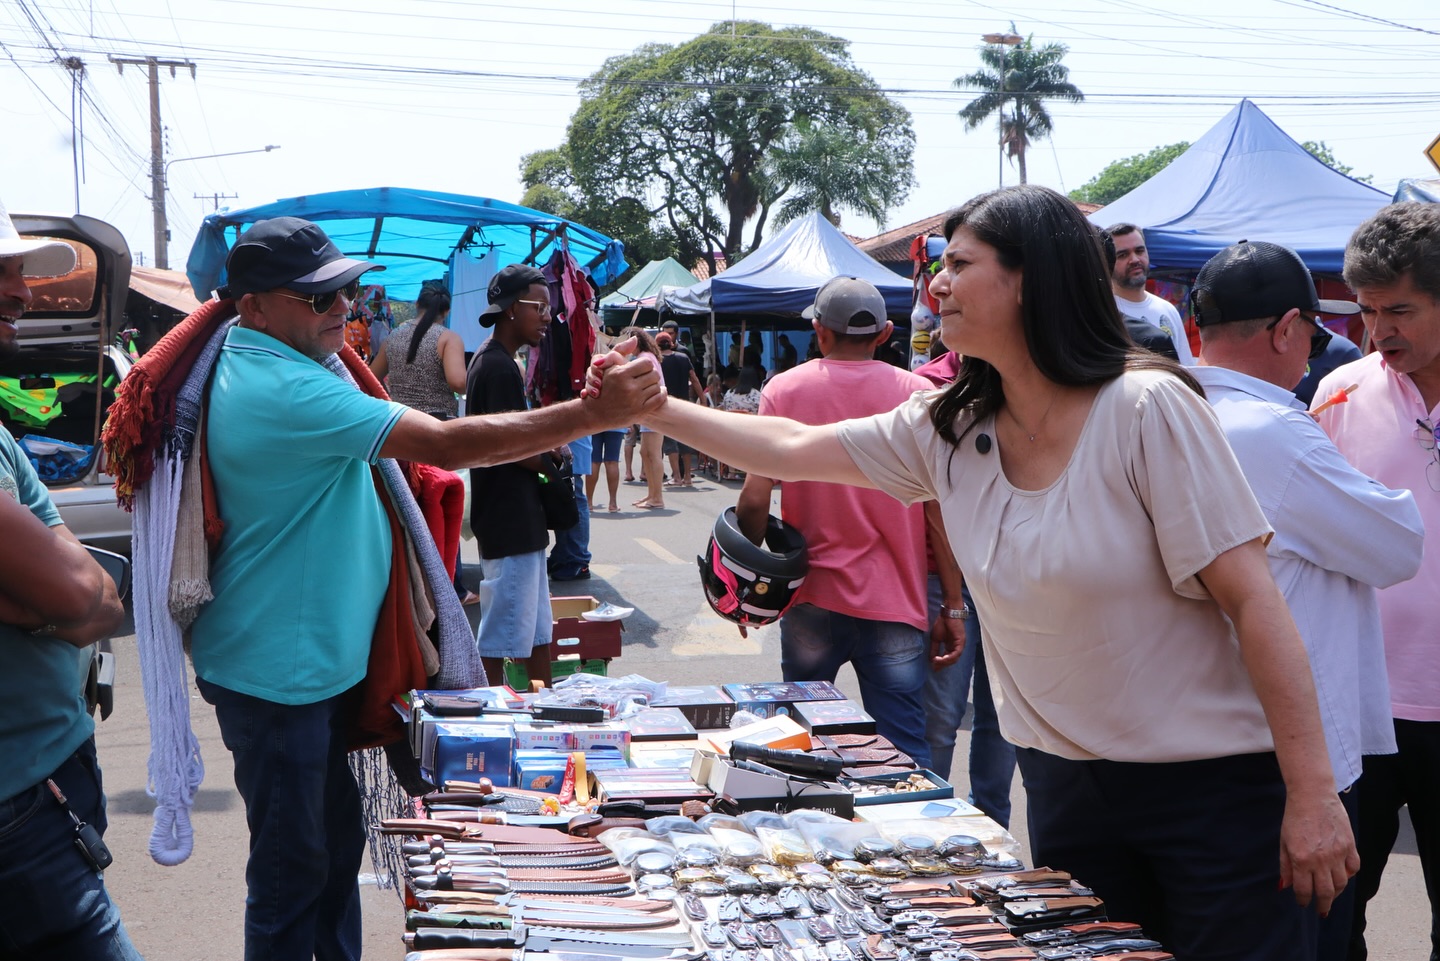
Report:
1267,312,1332,361
271,279,361,315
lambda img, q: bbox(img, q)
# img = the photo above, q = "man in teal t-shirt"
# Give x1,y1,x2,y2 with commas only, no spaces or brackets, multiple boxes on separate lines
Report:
194,218,666,961
0,201,135,959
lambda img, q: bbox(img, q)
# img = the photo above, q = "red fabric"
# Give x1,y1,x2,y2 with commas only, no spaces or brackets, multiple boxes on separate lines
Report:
557,256,598,396
413,463,465,580
102,298,236,508
349,470,429,751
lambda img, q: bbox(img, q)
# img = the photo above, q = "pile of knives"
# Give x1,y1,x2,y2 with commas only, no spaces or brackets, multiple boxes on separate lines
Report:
387,811,1176,961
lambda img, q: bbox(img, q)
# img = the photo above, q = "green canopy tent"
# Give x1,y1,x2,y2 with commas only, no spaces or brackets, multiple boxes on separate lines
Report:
599,257,699,328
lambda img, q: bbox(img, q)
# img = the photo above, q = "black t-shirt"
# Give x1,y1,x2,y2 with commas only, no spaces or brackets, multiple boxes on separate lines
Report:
465,338,548,560
660,351,695,399
1122,316,1179,362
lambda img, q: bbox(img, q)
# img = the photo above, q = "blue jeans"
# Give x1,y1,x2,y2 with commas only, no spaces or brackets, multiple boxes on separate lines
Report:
922,576,1017,826
197,678,364,961
0,739,141,960
779,603,932,770
548,475,591,578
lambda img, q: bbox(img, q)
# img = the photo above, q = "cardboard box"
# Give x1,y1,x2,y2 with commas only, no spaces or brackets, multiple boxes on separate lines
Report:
551,596,623,661
512,750,569,793
706,757,854,818
424,721,514,786
702,715,813,755
650,685,736,730
512,724,576,751
571,722,630,757
591,767,712,803
624,708,698,742
793,698,878,736
629,743,699,771
722,680,844,718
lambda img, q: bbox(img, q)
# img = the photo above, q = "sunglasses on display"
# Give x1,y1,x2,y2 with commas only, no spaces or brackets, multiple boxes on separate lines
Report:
515,298,552,316
1416,418,1440,493
271,279,361,315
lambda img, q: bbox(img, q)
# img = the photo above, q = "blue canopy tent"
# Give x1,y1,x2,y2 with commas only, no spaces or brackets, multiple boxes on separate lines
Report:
660,212,914,320
1091,101,1388,273
185,186,627,304
1395,179,1440,203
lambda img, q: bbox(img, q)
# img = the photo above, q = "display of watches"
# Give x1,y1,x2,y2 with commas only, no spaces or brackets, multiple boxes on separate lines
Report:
941,606,971,620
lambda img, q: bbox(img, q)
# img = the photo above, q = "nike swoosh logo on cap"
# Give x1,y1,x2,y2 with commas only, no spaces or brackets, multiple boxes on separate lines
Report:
311,245,328,257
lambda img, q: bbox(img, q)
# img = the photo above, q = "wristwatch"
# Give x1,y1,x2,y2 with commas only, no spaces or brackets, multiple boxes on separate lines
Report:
942,605,971,620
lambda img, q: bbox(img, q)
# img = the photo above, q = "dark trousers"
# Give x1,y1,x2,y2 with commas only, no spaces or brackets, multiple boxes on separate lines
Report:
0,739,141,960
1348,719,1440,961
1017,747,1307,961
198,678,365,961
1305,785,1360,961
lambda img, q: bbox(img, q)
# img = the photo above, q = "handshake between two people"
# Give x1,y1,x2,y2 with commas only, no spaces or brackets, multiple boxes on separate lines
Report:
579,336,669,426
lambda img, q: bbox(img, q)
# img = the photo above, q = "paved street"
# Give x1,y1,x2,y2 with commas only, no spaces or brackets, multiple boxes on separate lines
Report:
94,470,1430,959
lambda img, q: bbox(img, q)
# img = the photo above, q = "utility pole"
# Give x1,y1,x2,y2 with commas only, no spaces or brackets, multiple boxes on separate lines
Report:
194,191,238,214
109,55,195,269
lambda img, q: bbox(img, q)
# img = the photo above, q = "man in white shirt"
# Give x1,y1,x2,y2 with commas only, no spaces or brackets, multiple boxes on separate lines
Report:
1108,222,1195,364
1191,239,1424,961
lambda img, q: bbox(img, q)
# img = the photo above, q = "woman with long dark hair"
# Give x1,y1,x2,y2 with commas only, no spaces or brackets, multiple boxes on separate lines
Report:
372,283,476,602
371,283,466,420
598,185,1355,957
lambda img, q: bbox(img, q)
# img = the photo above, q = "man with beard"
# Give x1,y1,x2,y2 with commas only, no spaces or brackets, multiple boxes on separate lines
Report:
1108,222,1194,364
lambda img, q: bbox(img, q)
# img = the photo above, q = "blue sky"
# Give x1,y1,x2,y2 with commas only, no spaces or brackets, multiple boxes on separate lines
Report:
3,0,1437,270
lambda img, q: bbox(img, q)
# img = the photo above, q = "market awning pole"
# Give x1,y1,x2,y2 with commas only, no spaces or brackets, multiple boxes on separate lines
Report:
708,309,716,378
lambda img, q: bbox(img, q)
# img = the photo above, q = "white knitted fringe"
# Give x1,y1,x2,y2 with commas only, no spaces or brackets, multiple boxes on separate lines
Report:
133,454,205,865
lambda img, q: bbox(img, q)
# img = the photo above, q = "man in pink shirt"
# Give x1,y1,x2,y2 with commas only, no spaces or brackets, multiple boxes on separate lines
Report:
736,277,945,768
1312,201,1440,961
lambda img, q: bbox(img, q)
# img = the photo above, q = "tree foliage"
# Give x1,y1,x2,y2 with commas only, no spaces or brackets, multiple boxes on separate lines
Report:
769,119,915,229
524,22,915,277
955,32,1084,184
1069,142,1190,206
1300,140,1374,184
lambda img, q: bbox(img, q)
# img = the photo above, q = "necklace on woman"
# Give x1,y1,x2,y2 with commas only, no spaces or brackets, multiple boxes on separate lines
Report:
1007,389,1061,442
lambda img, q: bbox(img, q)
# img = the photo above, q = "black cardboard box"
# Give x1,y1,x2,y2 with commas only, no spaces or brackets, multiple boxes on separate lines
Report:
651,685,736,729
707,759,855,819
792,698,878,736
722,680,845,718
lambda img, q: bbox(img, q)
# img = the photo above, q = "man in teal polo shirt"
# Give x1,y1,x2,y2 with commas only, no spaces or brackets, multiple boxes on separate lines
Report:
0,199,134,959
194,218,661,961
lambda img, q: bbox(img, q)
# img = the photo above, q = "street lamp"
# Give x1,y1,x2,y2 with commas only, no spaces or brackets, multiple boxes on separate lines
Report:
156,145,280,268
982,32,1022,189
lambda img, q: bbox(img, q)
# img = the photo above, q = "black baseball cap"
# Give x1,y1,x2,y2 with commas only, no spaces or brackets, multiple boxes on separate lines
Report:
1191,240,1360,327
222,217,381,298
479,263,547,327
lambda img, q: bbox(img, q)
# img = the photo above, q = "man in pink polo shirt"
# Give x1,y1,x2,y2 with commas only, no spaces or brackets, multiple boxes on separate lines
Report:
735,277,943,769
1312,201,1440,961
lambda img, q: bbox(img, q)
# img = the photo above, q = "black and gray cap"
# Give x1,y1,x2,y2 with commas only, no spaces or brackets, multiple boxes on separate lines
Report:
802,276,888,335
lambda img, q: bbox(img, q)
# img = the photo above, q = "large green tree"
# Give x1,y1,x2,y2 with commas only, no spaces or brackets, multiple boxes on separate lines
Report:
525,22,915,276
1069,143,1190,206
768,119,915,229
955,32,1084,185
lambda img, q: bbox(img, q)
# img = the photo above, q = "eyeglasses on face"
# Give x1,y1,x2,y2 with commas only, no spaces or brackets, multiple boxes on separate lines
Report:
515,298,552,317
1267,311,1332,361
270,279,361,315
1415,418,1440,493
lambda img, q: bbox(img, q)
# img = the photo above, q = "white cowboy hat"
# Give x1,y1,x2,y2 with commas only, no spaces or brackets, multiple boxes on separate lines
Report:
0,198,78,278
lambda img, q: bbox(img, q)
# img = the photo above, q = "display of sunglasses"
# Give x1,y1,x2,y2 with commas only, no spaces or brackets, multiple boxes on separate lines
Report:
271,279,361,314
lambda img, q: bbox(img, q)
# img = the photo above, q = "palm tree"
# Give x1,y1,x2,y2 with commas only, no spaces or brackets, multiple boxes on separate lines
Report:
768,120,914,229
955,32,1084,184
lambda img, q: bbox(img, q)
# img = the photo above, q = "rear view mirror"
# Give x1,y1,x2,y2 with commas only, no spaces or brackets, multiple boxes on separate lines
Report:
85,545,130,601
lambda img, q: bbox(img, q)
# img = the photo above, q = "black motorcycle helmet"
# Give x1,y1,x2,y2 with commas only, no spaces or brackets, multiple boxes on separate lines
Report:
698,507,809,634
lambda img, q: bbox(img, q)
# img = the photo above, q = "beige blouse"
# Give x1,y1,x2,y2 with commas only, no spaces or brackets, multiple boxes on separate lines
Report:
838,370,1275,764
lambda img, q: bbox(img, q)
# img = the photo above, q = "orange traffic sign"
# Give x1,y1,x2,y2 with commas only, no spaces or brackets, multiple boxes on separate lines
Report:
1428,132,1440,176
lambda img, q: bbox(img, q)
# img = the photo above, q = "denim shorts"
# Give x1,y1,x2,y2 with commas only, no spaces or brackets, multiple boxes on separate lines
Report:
592,430,624,462
476,549,554,658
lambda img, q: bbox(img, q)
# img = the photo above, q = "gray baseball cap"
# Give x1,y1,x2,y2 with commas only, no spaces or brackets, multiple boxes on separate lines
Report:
802,276,887,335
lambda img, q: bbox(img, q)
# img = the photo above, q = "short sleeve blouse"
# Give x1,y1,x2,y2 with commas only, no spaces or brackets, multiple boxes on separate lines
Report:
837,369,1275,763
